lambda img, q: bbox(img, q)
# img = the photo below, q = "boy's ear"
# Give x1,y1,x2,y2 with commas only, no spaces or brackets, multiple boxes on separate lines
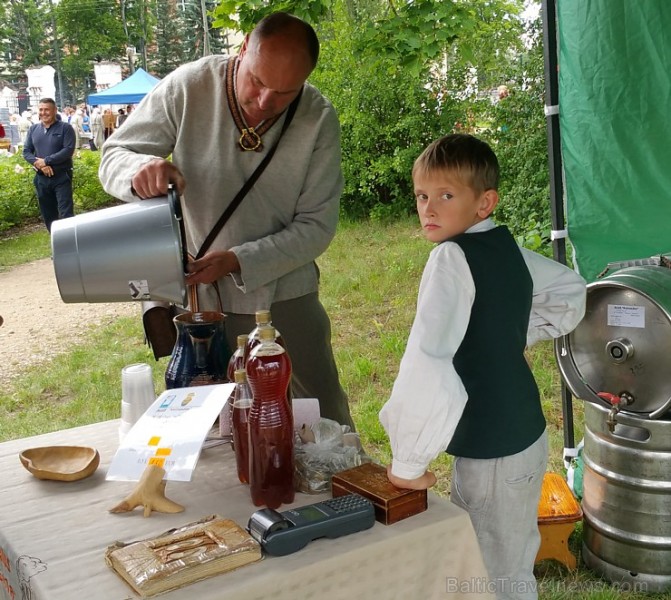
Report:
478,189,499,218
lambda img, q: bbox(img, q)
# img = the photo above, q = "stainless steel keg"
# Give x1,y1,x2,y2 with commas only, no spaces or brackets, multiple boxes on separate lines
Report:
556,263,671,591
581,402,671,592
556,265,671,420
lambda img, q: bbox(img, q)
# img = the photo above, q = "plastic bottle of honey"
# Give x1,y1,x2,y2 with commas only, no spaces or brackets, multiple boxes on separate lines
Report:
227,334,249,382
245,310,291,404
246,327,295,508
231,368,252,484
244,309,284,361
222,334,249,439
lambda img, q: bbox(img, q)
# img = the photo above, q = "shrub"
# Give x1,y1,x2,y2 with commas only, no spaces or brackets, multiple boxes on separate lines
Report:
311,9,460,221
72,150,116,211
479,18,552,255
0,154,40,232
0,149,116,232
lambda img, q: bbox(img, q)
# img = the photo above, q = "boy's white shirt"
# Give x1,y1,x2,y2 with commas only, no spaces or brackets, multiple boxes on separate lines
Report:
379,218,586,480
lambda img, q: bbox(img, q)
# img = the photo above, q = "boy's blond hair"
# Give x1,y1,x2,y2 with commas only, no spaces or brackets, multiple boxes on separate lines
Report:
412,133,500,195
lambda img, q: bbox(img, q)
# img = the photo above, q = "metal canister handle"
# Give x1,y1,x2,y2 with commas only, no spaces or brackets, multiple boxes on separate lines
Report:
168,185,189,272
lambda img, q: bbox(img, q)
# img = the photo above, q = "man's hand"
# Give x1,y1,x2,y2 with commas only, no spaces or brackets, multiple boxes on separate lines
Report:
34,158,53,175
186,251,240,285
386,465,437,490
131,158,186,199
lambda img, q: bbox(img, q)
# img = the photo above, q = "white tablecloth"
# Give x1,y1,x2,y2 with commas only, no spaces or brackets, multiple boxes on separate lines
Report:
0,420,493,599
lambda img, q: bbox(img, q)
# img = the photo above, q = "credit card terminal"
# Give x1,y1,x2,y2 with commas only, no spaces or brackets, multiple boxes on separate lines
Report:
247,494,376,556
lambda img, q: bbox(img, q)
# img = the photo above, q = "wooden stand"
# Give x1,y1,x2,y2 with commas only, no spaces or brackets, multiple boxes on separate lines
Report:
535,472,582,569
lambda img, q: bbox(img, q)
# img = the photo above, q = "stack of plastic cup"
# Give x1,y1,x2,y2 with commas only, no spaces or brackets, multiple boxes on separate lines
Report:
119,363,156,442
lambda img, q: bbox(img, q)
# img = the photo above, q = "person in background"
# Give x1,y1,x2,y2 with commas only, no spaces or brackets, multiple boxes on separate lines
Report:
81,105,91,133
22,98,76,232
18,112,32,145
70,107,84,149
116,108,128,128
102,108,115,139
379,134,586,600
90,107,104,151
100,12,355,429
6,114,23,153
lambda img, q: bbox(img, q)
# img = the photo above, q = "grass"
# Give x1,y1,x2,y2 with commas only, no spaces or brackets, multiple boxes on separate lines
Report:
0,217,668,600
0,224,50,270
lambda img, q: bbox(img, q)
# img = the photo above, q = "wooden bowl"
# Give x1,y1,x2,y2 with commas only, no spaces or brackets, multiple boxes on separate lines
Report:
19,446,100,481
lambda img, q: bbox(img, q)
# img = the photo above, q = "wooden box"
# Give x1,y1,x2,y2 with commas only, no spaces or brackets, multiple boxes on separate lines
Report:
331,462,428,525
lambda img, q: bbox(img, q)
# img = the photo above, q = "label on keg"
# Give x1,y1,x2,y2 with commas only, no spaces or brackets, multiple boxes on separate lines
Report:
128,279,151,300
607,304,645,328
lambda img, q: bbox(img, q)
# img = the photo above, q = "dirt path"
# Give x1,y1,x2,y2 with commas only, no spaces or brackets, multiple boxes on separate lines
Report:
0,258,137,387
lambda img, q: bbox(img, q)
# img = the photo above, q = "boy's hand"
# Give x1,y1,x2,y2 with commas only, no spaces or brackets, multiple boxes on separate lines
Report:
386,465,437,490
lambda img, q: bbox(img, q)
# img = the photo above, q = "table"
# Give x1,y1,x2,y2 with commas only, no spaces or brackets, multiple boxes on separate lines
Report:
0,420,493,599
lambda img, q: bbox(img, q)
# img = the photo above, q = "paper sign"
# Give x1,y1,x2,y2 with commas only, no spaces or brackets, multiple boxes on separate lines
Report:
106,383,234,482
607,304,645,328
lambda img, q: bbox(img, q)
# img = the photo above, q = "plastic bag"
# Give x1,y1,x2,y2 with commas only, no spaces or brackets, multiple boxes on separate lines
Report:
294,418,371,494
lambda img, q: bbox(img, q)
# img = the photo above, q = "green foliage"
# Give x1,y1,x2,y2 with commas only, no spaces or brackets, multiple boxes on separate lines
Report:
0,156,40,231
211,0,531,221
153,0,186,77
211,0,330,32
179,0,233,62
0,155,40,231
479,17,552,254
72,150,117,210
358,0,476,74
56,0,145,102
309,2,458,219
0,150,116,232
0,0,51,75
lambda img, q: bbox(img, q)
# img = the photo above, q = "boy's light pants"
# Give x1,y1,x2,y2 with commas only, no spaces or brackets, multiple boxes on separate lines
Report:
450,430,548,600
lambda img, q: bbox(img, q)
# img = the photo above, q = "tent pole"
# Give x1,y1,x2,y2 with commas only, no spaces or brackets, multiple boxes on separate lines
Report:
541,0,575,451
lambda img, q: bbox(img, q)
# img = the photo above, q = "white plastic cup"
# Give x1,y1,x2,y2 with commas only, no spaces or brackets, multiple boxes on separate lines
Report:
120,363,156,440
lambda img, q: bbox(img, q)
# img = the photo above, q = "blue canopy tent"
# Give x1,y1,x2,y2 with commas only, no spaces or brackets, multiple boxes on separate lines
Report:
88,68,160,106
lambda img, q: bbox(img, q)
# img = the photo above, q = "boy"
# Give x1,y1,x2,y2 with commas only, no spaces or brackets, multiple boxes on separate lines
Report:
379,134,585,600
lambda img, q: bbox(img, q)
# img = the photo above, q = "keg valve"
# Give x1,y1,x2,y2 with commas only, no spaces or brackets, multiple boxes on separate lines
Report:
598,391,634,432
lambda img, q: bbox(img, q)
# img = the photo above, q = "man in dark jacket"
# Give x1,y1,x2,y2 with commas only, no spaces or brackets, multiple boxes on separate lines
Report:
23,98,76,232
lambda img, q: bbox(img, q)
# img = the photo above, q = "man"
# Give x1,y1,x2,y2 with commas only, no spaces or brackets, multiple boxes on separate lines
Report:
23,98,76,232
100,12,355,428
116,108,128,128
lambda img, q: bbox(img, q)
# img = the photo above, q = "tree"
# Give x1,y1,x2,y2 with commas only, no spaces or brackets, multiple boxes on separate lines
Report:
212,0,527,219
180,0,232,62
152,0,185,77
54,0,157,104
56,0,127,103
0,0,51,77
310,1,458,219
480,16,551,253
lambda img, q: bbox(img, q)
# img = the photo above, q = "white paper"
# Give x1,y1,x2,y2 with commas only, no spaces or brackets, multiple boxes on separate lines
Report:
607,304,645,328
106,383,234,482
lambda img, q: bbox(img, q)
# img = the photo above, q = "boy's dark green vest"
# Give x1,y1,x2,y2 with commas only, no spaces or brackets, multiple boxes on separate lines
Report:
446,226,545,459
